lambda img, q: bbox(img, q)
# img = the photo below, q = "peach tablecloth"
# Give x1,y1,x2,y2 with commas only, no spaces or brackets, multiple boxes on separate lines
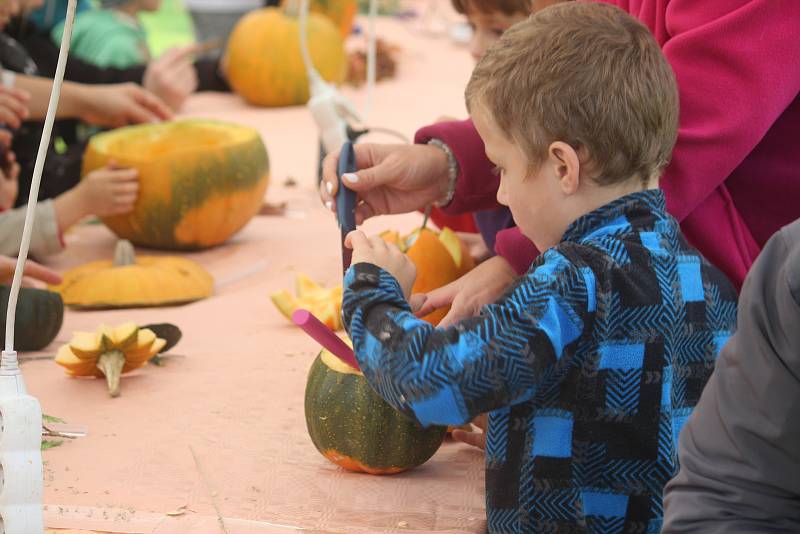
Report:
28,8,488,534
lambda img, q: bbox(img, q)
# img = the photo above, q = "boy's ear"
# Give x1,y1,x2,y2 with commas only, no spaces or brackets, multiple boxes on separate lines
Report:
548,142,580,195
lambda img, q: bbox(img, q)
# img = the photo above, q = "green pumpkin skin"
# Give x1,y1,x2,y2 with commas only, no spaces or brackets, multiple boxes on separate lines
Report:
0,286,64,351
305,350,447,475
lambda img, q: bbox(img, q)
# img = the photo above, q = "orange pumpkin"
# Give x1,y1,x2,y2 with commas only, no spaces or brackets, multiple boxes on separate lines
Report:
223,7,346,107
283,0,357,38
382,227,475,325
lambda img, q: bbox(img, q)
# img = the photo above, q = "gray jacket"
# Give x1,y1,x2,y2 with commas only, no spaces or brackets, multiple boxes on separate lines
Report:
0,199,63,258
663,219,800,533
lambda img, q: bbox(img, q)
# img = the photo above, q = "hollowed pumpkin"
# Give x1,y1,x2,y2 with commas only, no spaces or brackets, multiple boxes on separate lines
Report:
55,322,167,397
82,119,269,250
271,274,344,331
381,227,475,324
51,240,213,309
223,7,346,107
305,342,446,475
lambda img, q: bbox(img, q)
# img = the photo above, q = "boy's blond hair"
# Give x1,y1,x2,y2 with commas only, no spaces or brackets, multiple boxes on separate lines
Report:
451,0,531,16
465,2,679,186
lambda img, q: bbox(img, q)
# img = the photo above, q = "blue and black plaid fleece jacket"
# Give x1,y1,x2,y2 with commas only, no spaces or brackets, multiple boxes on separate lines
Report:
342,190,738,533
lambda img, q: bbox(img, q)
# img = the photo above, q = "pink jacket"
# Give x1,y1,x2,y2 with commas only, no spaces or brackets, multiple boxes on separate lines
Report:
416,0,800,290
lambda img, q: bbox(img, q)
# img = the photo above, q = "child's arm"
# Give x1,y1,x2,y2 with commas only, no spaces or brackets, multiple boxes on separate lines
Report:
343,234,589,428
0,200,65,258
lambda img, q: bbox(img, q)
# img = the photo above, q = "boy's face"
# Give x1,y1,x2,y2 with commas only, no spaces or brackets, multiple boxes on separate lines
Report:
472,105,571,251
463,4,527,61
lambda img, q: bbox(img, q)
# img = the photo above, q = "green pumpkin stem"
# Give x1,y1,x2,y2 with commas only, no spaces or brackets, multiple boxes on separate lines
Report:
97,350,126,397
113,240,137,267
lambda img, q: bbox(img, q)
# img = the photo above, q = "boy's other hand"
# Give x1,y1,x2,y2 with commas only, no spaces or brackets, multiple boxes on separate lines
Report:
321,143,451,225
413,255,517,327
80,83,172,128
77,163,139,217
451,414,487,450
0,86,30,129
0,256,62,288
346,230,417,299
144,44,200,111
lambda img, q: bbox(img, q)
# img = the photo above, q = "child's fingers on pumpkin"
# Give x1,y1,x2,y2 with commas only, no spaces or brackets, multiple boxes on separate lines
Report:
113,180,139,194
109,169,139,182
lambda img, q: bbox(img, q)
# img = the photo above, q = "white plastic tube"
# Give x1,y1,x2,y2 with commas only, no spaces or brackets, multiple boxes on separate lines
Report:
4,0,77,354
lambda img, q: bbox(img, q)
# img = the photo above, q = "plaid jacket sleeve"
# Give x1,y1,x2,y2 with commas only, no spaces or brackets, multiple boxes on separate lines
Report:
342,249,589,427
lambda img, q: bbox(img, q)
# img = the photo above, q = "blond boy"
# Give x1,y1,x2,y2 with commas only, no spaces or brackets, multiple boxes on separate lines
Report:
343,4,737,532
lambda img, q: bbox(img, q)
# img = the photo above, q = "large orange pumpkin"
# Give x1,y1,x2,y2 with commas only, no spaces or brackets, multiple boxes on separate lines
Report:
382,227,476,325
82,120,269,250
282,0,357,38
223,7,346,107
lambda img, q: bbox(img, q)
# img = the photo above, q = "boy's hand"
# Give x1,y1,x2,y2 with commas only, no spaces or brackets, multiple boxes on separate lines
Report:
413,255,517,327
77,164,139,217
451,414,487,450
0,148,19,211
346,230,417,299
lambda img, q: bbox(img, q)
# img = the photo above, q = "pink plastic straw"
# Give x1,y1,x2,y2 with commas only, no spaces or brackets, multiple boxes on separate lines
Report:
291,309,360,370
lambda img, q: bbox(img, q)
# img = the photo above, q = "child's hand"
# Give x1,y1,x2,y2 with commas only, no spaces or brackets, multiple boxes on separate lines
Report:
451,414,487,450
0,85,30,129
346,230,417,299
0,147,19,211
0,256,62,288
143,44,200,111
77,164,139,217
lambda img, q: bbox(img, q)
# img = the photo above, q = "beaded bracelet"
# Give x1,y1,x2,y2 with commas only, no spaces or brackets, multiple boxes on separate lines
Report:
427,138,459,208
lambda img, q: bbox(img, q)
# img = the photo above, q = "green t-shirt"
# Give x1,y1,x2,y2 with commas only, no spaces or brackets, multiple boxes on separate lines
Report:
51,9,149,69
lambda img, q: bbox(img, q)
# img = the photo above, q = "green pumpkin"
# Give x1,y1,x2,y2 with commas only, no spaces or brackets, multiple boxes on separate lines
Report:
0,285,64,351
305,348,447,475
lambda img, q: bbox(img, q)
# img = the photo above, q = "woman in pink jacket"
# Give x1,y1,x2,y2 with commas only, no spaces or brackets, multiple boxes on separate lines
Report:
321,0,800,323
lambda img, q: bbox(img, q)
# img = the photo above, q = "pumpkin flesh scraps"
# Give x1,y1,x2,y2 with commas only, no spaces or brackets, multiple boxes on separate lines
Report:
55,322,167,397
271,274,344,331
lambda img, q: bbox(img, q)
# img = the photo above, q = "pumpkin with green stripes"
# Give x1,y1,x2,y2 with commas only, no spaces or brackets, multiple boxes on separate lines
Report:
305,345,447,475
0,286,63,351
223,7,346,107
82,120,269,250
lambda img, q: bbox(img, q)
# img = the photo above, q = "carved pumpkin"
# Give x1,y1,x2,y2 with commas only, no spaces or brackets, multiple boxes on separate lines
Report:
55,322,167,397
381,227,475,324
51,240,213,309
223,7,346,107
82,119,269,250
271,274,344,330
305,340,447,474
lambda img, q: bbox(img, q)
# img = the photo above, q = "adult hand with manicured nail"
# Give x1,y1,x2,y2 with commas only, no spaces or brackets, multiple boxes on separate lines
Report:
319,143,451,224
